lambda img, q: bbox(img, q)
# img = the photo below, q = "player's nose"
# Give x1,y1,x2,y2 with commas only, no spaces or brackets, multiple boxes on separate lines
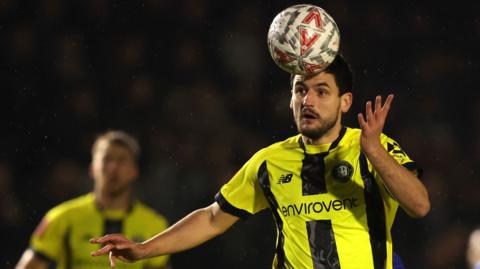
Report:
302,89,315,106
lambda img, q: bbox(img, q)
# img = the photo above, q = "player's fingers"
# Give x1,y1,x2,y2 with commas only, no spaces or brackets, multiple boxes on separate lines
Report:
116,255,131,263
91,244,115,256
89,237,103,244
90,234,124,244
383,94,394,112
375,95,382,114
357,113,367,129
365,101,373,121
109,251,116,267
115,242,132,250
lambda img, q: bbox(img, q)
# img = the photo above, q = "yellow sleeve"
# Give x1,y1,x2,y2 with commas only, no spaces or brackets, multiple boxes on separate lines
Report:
30,206,69,261
216,151,269,218
380,134,422,177
369,134,421,203
143,214,170,268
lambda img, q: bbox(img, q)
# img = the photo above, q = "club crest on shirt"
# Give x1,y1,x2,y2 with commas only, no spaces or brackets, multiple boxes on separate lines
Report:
332,161,353,182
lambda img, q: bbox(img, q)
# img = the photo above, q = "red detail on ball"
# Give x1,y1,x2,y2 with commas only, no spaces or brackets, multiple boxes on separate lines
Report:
274,47,296,63
301,9,323,29
299,27,320,56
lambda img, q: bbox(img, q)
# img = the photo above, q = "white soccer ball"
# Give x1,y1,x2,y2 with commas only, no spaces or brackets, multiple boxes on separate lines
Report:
267,4,340,75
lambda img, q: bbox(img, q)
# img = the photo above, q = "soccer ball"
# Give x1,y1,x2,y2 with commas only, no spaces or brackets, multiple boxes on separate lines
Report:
267,4,340,75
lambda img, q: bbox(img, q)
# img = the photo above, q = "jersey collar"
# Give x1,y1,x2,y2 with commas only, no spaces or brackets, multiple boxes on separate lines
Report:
93,194,136,219
298,126,346,155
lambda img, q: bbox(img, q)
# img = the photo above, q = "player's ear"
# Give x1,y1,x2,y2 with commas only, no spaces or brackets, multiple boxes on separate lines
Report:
340,92,352,113
289,96,294,109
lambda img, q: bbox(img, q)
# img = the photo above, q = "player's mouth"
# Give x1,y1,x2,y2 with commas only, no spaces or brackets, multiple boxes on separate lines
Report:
300,109,319,121
104,174,120,183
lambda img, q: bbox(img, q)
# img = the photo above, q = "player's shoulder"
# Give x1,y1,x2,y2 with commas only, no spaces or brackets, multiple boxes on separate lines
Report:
255,134,301,157
341,127,396,144
132,201,169,225
46,193,94,220
241,135,301,170
379,132,398,144
338,127,361,147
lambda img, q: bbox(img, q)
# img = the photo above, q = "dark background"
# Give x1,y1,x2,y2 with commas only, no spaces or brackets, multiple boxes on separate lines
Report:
1,0,479,268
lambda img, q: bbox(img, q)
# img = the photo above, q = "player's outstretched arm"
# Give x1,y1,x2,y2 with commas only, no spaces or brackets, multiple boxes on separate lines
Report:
357,94,430,218
90,202,239,266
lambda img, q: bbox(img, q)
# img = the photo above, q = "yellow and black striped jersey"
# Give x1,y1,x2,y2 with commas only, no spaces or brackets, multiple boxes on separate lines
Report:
216,127,419,269
30,193,170,269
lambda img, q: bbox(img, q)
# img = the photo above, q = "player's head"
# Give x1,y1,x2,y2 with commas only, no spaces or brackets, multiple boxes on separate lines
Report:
290,55,354,95
467,228,480,269
290,55,354,140
90,130,140,197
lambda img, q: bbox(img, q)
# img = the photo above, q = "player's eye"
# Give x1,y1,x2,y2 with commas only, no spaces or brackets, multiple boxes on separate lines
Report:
294,86,307,95
316,88,328,96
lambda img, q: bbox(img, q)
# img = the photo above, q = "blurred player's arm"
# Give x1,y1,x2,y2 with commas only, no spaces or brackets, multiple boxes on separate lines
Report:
90,202,239,265
15,249,49,269
358,95,430,218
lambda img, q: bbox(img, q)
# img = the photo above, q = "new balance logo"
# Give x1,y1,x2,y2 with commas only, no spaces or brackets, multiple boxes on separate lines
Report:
277,174,293,184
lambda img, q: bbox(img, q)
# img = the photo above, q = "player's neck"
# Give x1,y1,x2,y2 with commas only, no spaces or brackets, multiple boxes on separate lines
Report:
302,124,342,146
94,189,132,211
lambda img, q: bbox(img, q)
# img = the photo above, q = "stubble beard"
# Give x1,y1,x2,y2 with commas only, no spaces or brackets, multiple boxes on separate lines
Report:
106,186,130,198
101,176,131,198
296,113,339,141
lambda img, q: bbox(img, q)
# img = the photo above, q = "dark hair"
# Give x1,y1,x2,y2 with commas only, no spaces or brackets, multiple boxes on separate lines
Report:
290,54,354,95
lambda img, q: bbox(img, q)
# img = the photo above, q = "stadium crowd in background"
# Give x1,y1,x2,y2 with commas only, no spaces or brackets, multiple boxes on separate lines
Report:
0,1,479,269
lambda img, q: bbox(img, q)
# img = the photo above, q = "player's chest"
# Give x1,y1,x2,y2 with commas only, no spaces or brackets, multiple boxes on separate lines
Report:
265,149,367,216
268,148,364,194
66,214,149,263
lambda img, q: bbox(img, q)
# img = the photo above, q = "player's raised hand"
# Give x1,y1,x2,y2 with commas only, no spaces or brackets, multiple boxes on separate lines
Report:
90,234,145,267
357,94,394,153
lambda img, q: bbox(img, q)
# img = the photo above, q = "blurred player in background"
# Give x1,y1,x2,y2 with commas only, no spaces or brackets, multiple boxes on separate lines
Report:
90,56,430,269
467,228,480,269
16,130,171,269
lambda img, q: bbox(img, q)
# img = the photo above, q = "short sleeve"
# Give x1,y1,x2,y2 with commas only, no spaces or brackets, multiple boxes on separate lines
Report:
30,207,69,262
216,152,269,218
371,134,423,203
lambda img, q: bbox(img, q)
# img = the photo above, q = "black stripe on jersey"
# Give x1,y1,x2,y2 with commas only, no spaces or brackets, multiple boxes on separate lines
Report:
30,248,56,267
359,153,386,269
330,126,346,149
403,162,423,178
104,219,124,234
301,153,328,196
299,127,347,196
258,161,286,269
306,219,340,269
215,192,252,219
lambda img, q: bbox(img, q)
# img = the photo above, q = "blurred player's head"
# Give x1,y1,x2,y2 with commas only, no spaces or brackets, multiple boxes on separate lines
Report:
467,228,480,269
290,55,354,141
90,130,140,197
